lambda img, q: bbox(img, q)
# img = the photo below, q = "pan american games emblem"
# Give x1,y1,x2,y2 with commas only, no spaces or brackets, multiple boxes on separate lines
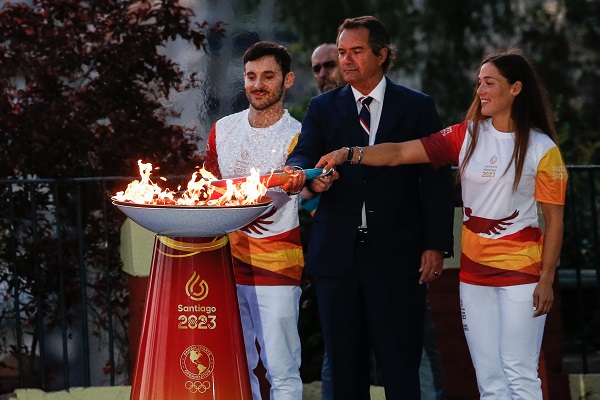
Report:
181,345,215,392
186,271,209,301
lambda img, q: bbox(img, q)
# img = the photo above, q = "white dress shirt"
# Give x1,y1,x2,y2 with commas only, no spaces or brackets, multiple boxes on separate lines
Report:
350,77,387,227
350,77,386,144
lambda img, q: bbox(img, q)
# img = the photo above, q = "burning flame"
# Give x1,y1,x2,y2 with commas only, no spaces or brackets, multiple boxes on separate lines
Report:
113,160,268,206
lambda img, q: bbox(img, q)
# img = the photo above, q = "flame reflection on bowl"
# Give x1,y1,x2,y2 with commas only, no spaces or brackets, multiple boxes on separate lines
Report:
112,196,273,237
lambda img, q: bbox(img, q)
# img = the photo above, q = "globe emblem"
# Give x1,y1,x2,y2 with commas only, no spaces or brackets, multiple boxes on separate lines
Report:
180,345,215,380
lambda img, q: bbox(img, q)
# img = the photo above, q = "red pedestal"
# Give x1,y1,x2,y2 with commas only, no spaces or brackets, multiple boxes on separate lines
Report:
130,236,252,400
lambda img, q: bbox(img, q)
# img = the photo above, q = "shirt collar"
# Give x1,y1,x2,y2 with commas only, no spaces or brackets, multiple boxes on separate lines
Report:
351,77,386,104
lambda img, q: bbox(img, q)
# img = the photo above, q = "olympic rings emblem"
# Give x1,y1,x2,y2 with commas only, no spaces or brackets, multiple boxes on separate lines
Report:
185,380,211,393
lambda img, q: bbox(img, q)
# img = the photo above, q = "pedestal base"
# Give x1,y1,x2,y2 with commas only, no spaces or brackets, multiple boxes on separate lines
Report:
130,236,252,400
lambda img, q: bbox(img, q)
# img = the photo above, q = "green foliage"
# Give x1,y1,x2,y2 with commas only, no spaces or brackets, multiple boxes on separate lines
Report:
275,0,600,164
287,95,311,123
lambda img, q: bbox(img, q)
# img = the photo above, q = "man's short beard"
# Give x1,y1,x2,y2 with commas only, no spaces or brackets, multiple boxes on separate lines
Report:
248,84,285,110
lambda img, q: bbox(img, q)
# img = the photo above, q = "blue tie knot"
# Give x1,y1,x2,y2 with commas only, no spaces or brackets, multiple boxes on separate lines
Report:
360,96,373,109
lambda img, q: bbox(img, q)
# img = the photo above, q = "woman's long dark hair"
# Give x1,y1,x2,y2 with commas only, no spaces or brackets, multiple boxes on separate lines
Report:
461,48,556,191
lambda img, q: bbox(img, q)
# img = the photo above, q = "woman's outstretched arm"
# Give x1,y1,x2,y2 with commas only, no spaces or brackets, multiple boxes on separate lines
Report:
316,139,431,171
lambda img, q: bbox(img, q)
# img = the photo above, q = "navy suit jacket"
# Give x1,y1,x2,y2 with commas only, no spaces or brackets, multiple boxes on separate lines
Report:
287,78,454,278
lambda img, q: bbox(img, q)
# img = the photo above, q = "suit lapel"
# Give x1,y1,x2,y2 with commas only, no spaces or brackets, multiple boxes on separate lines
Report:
335,85,369,146
375,79,406,144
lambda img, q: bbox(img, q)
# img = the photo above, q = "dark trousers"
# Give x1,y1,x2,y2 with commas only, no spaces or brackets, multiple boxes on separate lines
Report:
316,240,426,400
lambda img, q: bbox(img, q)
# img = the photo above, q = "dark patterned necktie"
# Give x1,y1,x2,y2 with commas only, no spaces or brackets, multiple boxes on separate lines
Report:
358,96,374,140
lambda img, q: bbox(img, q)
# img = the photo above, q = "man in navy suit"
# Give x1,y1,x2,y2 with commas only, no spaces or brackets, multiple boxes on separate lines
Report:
284,16,454,399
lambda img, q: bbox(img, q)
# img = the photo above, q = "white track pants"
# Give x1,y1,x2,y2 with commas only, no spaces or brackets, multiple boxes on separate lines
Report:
237,285,302,400
460,282,546,400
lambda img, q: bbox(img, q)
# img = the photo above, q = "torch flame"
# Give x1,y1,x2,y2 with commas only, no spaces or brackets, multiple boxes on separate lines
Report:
113,160,268,207
238,168,268,205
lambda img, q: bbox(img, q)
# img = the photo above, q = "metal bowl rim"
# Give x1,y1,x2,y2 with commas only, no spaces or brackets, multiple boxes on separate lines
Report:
111,196,273,210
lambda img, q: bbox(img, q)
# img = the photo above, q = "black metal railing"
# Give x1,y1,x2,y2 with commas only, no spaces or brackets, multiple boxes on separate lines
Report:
0,166,598,393
0,177,132,393
558,165,600,374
